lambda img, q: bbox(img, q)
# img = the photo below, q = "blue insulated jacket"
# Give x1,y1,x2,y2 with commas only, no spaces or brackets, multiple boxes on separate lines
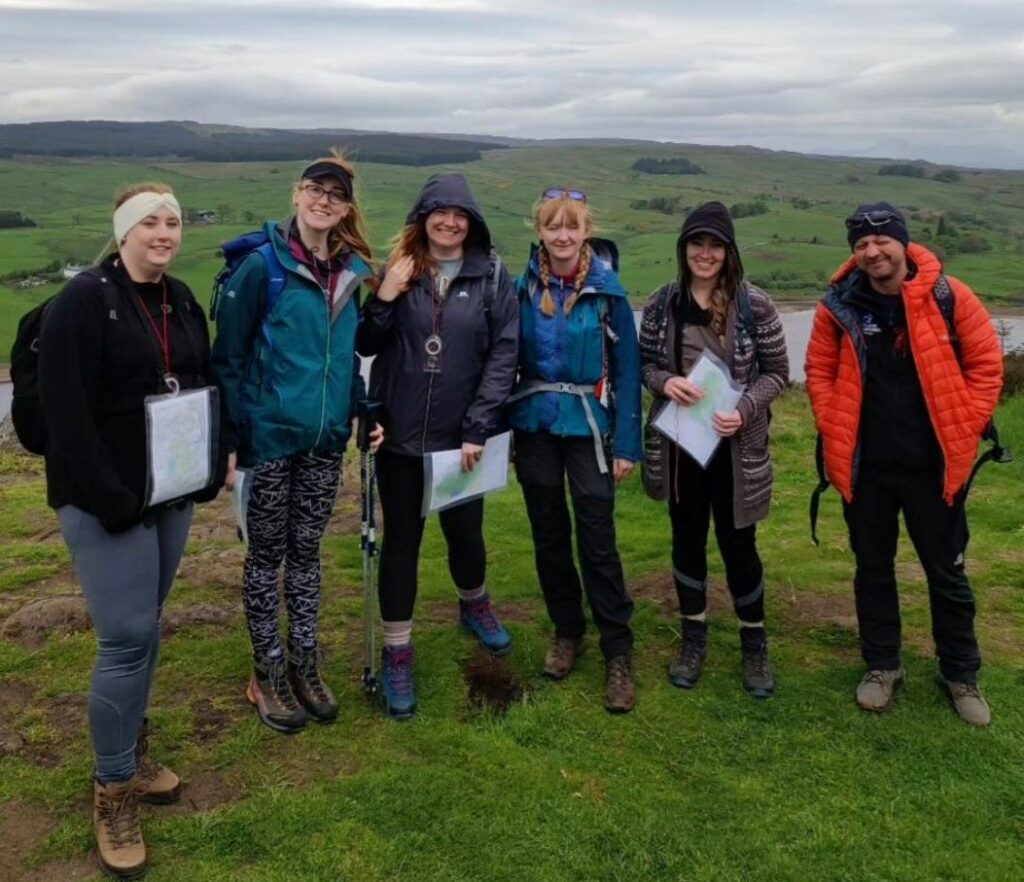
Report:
211,220,372,467
510,243,642,463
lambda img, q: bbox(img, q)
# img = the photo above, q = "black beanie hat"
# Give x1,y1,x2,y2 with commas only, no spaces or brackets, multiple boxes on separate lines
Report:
845,201,909,249
680,201,735,245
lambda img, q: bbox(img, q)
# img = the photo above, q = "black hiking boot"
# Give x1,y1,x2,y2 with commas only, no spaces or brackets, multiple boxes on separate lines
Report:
669,619,708,689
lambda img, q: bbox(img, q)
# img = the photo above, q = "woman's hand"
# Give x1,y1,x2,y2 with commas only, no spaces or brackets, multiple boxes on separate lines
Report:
224,452,238,491
461,442,484,472
377,255,416,303
663,375,704,406
712,409,743,437
370,422,385,454
612,458,635,483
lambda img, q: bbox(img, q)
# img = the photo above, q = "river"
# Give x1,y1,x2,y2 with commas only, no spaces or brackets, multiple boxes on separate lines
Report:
2,312,1023,422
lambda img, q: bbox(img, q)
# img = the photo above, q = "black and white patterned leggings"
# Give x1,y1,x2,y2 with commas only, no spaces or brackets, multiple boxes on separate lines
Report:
242,451,343,659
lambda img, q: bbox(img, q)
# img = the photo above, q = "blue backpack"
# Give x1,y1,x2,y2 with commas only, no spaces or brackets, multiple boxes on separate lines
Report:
210,231,288,388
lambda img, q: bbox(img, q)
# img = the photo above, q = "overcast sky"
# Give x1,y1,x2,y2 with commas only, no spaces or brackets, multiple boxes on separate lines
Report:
3,0,1024,168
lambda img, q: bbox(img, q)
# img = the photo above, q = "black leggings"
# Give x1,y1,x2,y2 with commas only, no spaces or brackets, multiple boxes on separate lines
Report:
668,443,765,621
375,448,486,622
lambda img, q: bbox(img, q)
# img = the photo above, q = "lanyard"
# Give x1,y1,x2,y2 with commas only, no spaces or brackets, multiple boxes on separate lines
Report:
135,280,172,379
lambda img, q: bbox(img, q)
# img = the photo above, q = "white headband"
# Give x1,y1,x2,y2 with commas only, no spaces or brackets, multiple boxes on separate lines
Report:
113,192,182,244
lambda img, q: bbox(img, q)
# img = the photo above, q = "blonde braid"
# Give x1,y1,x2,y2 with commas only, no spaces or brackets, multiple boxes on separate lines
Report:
562,245,592,315
538,246,556,317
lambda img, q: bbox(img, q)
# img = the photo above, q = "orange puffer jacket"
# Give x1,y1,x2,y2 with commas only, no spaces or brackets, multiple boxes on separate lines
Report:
805,242,1003,504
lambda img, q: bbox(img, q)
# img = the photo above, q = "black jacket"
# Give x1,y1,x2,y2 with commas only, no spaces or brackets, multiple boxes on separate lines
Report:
38,255,231,532
357,175,519,455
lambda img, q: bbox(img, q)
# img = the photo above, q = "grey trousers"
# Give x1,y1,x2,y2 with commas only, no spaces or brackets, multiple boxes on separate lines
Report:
57,503,193,783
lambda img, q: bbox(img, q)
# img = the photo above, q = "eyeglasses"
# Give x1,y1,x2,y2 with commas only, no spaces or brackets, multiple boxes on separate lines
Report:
301,181,349,206
542,188,587,203
845,209,899,230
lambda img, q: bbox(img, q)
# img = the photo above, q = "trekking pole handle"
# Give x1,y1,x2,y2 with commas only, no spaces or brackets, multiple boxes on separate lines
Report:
356,398,382,452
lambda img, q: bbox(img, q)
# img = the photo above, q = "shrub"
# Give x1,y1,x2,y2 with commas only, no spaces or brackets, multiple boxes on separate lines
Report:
878,163,926,178
632,157,705,175
729,201,768,219
1001,350,1024,399
933,169,961,184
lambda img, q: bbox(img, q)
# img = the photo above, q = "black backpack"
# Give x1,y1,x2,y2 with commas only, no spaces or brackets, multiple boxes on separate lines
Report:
9,270,119,454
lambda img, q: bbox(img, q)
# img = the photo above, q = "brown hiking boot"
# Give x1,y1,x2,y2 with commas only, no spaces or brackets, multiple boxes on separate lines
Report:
604,653,635,714
94,777,146,879
542,635,585,680
855,667,906,712
135,718,181,805
938,676,992,728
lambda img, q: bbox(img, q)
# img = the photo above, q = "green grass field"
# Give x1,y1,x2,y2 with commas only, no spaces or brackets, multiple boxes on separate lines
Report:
2,145,1024,364
1,388,1022,881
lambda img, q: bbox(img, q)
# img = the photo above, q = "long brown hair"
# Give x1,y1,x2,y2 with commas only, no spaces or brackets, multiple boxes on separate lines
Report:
534,194,594,316
678,237,744,340
293,150,374,265
385,221,436,283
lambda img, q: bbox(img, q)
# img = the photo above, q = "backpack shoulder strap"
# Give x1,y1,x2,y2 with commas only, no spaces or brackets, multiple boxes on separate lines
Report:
932,274,960,363
256,241,287,318
735,283,758,358
484,250,501,316
809,432,831,546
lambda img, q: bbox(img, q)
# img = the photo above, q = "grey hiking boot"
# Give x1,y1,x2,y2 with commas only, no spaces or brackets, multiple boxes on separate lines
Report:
288,645,339,723
740,630,775,700
94,776,146,879
856,667,906,712
669,619,708,689
938,676,991,728
247,653,308,734
542,635,584,680
604,653,636,714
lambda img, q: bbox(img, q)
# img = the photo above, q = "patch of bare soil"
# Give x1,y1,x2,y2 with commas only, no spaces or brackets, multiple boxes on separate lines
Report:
1,595,90,647
461,650,525,716
420,598,535,626
191,697,238,743
0,678,88,767
164,769,237,815
161,603,236,636
0,801,95,882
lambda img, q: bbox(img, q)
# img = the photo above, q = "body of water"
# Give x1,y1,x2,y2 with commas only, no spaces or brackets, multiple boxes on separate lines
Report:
2,313,1022,422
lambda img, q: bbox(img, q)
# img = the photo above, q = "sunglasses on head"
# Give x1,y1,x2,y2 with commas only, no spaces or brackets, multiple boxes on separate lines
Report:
845,209,900,230
542,188,587,203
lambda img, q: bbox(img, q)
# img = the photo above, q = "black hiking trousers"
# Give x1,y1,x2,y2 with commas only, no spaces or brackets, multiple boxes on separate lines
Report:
842,465,980,682
514,430,634,659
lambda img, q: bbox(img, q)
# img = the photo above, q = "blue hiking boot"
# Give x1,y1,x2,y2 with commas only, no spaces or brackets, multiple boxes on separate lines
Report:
459,596,512,657
380,644,416,721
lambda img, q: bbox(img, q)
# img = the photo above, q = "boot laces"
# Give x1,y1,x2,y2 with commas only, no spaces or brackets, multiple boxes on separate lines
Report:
97,786,143,848
744,645,770,679
266,655,301,711
466,599,500,635
607,655,631,689
387,647,414,696
295,647,331,702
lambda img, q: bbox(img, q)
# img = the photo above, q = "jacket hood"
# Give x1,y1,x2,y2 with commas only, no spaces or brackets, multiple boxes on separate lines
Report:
830,241,942,295
405,174,491,253
525,238,626,298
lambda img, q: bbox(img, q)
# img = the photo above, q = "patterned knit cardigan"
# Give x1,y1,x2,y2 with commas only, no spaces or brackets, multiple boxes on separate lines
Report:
639,281,789,528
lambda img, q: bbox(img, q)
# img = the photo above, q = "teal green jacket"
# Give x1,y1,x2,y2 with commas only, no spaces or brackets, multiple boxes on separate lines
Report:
211,220,373,467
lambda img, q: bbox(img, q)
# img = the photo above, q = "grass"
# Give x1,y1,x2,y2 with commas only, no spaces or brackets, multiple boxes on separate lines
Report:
1,389,1023,881
2,145,1024,364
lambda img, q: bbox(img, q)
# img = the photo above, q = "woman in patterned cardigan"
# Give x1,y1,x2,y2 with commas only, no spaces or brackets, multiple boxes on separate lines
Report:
639,201,788,699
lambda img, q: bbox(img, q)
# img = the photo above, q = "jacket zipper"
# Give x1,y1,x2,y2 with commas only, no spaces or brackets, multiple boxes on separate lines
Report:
308,269,331,450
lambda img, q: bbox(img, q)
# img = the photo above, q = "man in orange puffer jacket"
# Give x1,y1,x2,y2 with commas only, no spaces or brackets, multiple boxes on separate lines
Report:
805,202,1003,727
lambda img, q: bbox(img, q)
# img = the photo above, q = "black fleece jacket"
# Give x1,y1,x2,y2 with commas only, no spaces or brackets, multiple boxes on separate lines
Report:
38,255,231,532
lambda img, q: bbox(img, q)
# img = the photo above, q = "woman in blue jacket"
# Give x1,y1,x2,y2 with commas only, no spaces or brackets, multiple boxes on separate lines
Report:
212,153,381,734
509,188,642,714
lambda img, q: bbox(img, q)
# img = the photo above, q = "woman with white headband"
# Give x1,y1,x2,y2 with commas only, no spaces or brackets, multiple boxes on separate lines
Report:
37,182,230,880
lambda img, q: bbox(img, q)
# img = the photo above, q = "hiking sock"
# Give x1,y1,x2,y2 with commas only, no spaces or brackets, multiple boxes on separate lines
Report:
457,585,487,603
682,611,708,623
383,619,413,647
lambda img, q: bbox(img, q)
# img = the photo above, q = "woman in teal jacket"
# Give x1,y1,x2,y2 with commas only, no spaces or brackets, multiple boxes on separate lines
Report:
212,152,381,734
509,188,642,714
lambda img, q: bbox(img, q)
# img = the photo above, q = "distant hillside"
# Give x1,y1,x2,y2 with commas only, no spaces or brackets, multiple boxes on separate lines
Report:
0,121,505,166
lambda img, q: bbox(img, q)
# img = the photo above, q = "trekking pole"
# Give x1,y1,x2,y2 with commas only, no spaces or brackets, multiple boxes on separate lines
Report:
357,399,382,697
